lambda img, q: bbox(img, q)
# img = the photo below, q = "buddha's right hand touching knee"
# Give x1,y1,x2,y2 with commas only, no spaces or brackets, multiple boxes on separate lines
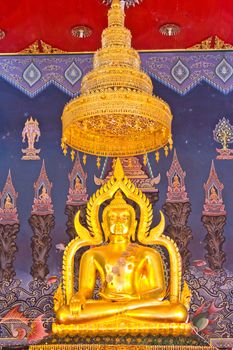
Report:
70,292,86,314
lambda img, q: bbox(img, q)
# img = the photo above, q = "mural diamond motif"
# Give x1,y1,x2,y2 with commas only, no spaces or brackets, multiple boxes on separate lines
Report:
64,62,82,85
215,58,233,82
22,62,42,87
171,60,190,85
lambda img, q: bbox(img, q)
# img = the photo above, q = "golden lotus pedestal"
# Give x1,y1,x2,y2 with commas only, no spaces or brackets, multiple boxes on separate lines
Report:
28,317,212,350
52,316,191,337
28,319,213,350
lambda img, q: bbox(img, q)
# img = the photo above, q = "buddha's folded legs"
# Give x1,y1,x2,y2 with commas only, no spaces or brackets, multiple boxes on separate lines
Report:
56,299,188,324
126,303,188,323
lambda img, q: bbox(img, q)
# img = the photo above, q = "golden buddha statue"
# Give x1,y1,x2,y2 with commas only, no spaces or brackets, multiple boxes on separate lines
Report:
53,159,191,336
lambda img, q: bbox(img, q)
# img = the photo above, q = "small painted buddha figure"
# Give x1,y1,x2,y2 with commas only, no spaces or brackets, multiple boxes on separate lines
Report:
74,176,82,191
209,186,219,203
173,174,181,189
4,194,14,209
56,191,187,325
39,185,49,203
127,157,133,168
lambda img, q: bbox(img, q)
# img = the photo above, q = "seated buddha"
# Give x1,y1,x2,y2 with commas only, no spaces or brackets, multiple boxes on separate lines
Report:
53,159,190,335
173,174,181,189
209,186,219,203
4,194,14,210
74,176,83,191
56,191,187,325
39,185,49,203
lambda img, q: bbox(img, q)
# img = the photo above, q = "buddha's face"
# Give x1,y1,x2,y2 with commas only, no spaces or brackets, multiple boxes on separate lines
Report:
211,187,216,194
107,208,131,235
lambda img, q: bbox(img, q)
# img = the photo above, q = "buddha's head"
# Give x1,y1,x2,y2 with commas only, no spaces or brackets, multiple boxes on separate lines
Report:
76,176,81,184
210,186,217,194
6,194,11,202
102,190,137,241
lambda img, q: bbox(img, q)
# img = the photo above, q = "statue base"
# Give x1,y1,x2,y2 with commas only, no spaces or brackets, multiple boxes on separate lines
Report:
52,316,191,337
30,345,212,350
29,333,209,350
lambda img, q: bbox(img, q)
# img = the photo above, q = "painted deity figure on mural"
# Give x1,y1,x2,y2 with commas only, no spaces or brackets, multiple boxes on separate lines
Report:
56,190,188,325
209,186,219,203
172,174,181,189
22,117,40,149
39,185,49,203
4,194,14,210
74,176,82,191
21,117,41,160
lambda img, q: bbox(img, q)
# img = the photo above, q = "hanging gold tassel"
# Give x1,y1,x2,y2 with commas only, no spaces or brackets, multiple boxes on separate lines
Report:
63,145,67,156
70,149,75,161
143,154,147,166
83,153,87,165
97,157,101,169
164,145,169,157
61,138,67,156
168,135,173,151
155,151,160,162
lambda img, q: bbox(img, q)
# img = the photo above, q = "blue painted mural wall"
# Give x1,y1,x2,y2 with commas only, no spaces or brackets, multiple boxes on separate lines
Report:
0,52,233,345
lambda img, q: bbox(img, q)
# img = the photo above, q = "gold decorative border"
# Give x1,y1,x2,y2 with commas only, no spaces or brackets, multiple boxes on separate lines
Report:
19,40,66,54
30,345,213,350
13,36,233,55
188,36,233,50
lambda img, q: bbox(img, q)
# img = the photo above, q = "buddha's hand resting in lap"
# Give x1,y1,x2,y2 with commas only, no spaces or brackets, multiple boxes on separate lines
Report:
70,292,86,314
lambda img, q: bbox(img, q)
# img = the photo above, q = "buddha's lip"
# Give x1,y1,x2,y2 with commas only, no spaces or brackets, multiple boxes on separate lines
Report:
110,230,129,235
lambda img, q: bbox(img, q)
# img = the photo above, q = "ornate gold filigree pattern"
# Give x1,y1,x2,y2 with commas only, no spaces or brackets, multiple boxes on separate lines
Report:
30,344,209,350
188,36,233,50
19,40,66,54
214,36,233,49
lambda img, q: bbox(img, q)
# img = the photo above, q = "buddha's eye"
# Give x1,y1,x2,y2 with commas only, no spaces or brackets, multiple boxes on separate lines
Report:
109,214,117,224
121,214,130,223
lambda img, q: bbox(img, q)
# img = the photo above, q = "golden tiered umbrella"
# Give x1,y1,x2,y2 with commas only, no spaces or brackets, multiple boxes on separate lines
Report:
61,0,173,159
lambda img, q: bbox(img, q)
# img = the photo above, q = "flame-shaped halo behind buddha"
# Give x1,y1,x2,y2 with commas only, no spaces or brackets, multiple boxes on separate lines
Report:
74,158,164,244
